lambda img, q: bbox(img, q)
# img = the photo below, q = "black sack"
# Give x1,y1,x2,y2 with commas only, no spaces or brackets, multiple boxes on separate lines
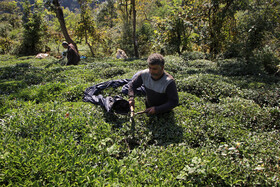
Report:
83,78,145,114
83,79,131,115
107,96,130,114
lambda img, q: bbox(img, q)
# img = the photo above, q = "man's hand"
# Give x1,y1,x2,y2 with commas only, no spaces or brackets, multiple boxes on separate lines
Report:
145,107,156,115
129,97,135,107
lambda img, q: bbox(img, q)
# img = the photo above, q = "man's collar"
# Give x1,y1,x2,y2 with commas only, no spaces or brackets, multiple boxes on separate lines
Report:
151,71,165,81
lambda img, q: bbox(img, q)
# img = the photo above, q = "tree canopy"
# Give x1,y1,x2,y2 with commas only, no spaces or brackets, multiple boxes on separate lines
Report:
0,0,279,73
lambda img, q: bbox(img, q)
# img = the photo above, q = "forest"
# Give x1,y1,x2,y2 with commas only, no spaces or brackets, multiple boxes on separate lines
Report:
0,0,279,72
1,0,280,186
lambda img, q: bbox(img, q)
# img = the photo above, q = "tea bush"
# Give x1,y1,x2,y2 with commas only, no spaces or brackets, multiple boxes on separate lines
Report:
181,51,207,61
219,97,272,130
0,55,279,186
177,74,241,102
100,67,127,79
62,84,87,102
217,58,252,76
253,47,280,74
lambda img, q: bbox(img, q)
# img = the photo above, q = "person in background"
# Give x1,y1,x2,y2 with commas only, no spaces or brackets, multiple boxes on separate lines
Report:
128,53,179,115
62,41,80,65
116,49,128,59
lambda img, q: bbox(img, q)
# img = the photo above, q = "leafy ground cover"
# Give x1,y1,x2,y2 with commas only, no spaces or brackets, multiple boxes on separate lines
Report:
1,55,280,186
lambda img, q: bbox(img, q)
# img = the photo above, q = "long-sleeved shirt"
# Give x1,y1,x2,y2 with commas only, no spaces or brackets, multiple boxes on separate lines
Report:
66,44,80,65
128,69,179,114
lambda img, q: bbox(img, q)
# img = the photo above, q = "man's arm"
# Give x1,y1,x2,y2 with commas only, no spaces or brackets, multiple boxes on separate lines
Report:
154,81,179,114
128,73,143,107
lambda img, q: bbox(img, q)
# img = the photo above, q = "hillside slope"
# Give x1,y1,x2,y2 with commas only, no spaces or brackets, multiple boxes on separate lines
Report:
0,55,279,186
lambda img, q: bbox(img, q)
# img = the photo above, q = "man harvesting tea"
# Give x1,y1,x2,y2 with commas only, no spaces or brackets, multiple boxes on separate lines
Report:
128,53,179,115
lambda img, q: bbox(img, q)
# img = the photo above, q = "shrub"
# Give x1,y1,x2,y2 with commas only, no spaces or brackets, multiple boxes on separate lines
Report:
137,22,154,57
186,59,216,69
253,47,280,74
217,59,257,76
34,82,66,103
18,1,44,55
177,74,241,102
220,97,272,130
181,51,207,61
0,80,27,95
0,37,13,54
0,97,7,117
0,63,31,80
62,85,86,102
178,92,201,107
164,55,184,74
244,87,280,107
267,107,280,129
1,55,280,186
100,67,126,79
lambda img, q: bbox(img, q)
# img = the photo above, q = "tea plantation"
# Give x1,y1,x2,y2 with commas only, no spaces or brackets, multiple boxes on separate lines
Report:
1,55,279,186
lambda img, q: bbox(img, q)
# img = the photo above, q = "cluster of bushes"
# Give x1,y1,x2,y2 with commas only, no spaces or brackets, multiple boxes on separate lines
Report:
0,54,279,185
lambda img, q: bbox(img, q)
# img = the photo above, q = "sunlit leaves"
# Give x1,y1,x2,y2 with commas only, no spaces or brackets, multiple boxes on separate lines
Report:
1,55,280,185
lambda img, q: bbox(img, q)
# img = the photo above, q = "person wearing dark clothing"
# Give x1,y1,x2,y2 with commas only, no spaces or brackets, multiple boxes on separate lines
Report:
128,53,179,115
62,41,80,65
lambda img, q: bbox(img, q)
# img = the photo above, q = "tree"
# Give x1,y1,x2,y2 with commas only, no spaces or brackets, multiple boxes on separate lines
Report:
96,0,118,28
153,0,196,55
45,0,78,51
233,0,280,73
77,0,98,57
0,0,22,54
131,0,139,58
116,0,140,58
19,0,44,55
208,0,248,59
242,0,279,61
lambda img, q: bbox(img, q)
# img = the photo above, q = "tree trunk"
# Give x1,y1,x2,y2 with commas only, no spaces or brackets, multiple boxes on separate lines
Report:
78,0,95,57
209,0,234,59
85,29,95,57
52,0,78,52
131,0,139,58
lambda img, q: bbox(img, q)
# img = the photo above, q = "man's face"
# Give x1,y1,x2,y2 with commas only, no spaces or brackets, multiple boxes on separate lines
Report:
148,64,164,80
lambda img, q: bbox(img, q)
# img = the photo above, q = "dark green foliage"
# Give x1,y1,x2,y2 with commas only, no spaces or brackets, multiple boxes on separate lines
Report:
137,22,154,56
100,67,126,79
253,47,280,74
0,63,44,95
0,55,280,186
0,1,21,54
120,23,134,57
223,0,280,69
96,0,117,28
181,51,207,61
177,74,241,103
19,1,44,55
62,84,87,102
217,59,255,76
244,88,280,108
208,0,248,58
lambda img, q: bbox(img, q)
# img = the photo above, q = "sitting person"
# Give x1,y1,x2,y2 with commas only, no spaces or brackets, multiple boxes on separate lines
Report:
116,49,128,59
62,41,80,65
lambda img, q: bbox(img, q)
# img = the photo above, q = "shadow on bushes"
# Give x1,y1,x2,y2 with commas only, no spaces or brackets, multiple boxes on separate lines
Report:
250,88,280,107
0,63,44,95
181,51,209,61
217,59,261,76
0,62,72,103
146,111,184,146
217,54,280,77
103,112,122,127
